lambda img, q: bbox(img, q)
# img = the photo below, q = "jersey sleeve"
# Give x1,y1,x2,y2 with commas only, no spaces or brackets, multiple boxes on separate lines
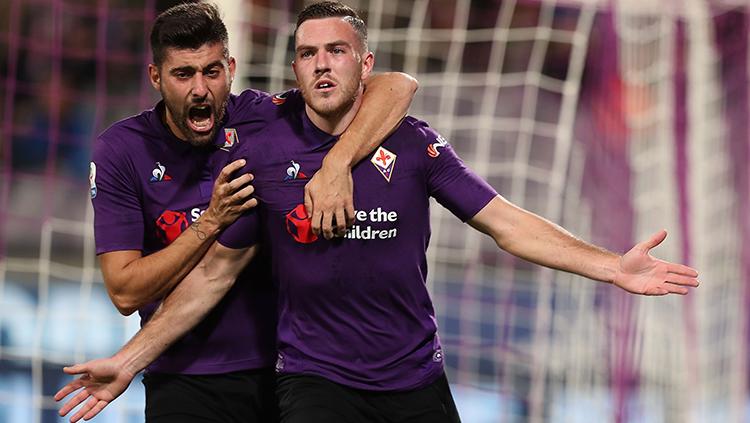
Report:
216,141,262,250
418,122,497,222
228,88,304,127
217,208,262,250
90,136,145,254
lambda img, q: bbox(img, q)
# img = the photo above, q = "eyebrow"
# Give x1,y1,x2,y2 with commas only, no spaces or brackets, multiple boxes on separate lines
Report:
168,60,224,74
296,40,350,52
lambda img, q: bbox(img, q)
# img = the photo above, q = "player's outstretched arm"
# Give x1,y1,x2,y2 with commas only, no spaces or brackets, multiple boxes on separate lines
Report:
305,72,418,239
56,242,257,422
468,196,699,295
102,159,257,315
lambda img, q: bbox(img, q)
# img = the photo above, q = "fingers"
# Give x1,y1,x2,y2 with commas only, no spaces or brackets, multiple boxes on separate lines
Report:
663,284,689,295
232,184,256,204
666,273,700,287
59,389,90,416
345,203,355,228
333,208,347,237
321,211,334,240
55,379,84,401
216,159,246,184
311,208,323,237
82,399,109,421
63,364,88,376
225,173,254,193
240,197,259,211
304,187,313,217
640,229,667,252
70,396,99,423
666,262,699,277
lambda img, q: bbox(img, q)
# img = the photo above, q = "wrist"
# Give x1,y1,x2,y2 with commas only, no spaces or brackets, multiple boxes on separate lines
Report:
111,350,140,377
196,210,223,234
324,142,356,169
609,255,623,286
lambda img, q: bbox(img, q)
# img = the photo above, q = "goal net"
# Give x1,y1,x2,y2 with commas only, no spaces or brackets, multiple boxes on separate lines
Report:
1,0,747,422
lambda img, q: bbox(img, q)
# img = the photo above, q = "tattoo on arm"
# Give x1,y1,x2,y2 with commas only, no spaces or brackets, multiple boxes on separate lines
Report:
190,221,208,240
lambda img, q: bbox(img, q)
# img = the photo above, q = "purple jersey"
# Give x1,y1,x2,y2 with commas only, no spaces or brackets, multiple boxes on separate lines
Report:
90,89,291,374
218,101,497,391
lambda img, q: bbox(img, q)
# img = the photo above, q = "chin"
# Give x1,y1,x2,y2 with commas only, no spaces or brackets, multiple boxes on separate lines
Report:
185,131,215,147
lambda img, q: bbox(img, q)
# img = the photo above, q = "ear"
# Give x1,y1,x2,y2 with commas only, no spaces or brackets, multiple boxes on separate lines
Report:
227,56,236,83
148,64,160,91
292,60,300,84
360,51,374,81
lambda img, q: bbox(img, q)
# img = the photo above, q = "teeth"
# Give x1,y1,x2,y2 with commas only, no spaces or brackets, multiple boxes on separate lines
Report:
319,83,331,88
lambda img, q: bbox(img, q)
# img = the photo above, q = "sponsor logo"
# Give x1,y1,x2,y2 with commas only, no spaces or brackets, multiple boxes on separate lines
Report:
285,204,318,244
426,134,448,158
155,210,189,245
190,207,206,222
370,146,396,182
284,160,307,181
222,128,238,150
149,162,172,183
272,91,288,105
344,207,399,240
89,162,97,199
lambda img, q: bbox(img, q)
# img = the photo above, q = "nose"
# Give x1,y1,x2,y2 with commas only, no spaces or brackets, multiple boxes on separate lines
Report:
314,53,330,75
192,74,209,98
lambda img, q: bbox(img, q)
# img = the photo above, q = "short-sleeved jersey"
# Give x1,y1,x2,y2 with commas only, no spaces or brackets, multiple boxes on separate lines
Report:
218,100,497,391
90,89,293,374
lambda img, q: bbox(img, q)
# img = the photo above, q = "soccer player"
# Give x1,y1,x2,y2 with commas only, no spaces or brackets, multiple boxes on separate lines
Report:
65,3,417,422
57,2,699,422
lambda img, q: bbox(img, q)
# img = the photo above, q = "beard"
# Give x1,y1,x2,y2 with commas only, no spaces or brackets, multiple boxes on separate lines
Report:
300,75,361,120
162,92,229,147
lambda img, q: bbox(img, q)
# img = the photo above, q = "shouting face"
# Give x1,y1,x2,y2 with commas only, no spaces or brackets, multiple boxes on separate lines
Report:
149,42,235,146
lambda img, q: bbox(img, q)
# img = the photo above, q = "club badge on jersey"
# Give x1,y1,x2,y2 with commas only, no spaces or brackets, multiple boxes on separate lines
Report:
371,146,396,182
89,162,97,199
222,128,239,151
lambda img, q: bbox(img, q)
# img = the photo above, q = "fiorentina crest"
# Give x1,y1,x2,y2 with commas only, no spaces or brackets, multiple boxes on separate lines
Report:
370,146,396,182
222,128,238,150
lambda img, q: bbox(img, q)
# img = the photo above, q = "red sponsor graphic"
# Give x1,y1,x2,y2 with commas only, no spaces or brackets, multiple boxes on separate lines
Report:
285,204,318,244
272,94,287,105
155,210,189,245
427,143,439,158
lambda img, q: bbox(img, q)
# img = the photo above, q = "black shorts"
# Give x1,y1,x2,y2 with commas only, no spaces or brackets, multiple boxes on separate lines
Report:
142,367,279,422
276,373,461,423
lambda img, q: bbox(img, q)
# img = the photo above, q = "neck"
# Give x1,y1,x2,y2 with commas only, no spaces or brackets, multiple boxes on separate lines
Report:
305,87,364,136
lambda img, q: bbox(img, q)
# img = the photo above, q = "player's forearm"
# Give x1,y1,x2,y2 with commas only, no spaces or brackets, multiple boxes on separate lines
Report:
105,213,223,315
112,243,256,372
327,72,418,168
471,196,620,283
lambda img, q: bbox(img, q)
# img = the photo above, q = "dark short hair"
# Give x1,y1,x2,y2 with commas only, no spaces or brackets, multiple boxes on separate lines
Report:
295,1,368,51
150,2,229,66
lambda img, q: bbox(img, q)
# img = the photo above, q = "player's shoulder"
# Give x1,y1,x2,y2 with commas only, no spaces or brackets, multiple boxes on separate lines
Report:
228,88,303,118
391,115,443,145
96,108,158,151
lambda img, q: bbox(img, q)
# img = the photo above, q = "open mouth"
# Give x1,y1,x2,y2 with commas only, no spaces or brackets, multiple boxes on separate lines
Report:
315,79,336,91
187,104,214,133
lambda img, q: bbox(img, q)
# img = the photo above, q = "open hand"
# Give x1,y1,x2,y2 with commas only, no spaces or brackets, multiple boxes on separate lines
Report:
614,230,699,295
55,357,135,422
